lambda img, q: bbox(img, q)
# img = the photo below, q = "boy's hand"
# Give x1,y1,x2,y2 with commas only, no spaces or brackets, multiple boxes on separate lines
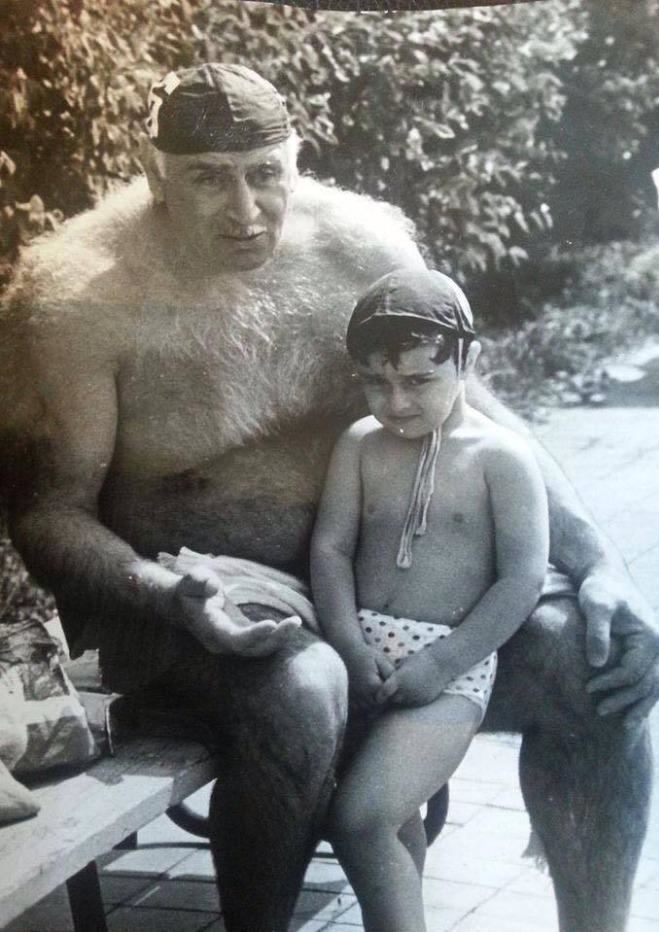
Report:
375,649,449,708
344,646,395,711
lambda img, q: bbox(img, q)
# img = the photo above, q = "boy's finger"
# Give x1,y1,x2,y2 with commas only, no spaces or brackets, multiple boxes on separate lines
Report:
375,675,398,704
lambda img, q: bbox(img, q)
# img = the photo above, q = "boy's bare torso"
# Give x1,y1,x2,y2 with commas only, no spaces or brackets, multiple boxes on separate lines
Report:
354,413,502,626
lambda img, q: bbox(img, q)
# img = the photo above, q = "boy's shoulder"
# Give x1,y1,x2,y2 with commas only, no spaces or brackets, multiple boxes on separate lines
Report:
340,416,383,446
463,409,537,470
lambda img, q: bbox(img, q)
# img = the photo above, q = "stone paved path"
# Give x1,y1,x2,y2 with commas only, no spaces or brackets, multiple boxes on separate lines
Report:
7,344,659,932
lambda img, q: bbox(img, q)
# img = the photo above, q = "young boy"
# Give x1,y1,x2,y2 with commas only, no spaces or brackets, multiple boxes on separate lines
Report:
310,267,549,932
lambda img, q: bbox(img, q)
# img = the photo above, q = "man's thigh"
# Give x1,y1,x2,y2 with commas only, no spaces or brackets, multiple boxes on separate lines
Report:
138,626,348,747
482,595,601,734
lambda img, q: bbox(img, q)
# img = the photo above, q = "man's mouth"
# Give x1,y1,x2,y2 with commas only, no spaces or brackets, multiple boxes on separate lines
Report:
220,230,266,243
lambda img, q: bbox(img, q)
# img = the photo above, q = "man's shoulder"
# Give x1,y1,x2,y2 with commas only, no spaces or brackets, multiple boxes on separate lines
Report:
285,176,425,281
5,177,153,318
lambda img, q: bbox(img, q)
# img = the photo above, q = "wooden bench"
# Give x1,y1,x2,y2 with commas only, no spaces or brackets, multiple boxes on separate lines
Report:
0,735,219,931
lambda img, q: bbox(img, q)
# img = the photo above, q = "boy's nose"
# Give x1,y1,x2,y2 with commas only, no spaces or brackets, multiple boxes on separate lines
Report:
389,385,412,414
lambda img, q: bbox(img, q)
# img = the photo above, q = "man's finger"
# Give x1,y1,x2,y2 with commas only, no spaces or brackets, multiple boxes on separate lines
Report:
587,665,636,694
584,604,612,668
623,692,658,729
595,683,650,717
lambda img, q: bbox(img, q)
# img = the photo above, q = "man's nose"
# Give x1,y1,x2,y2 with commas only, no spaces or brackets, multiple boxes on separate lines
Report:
226,178,259,225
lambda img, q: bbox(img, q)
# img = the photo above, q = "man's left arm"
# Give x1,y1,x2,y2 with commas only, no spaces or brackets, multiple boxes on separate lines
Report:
467,375,659,725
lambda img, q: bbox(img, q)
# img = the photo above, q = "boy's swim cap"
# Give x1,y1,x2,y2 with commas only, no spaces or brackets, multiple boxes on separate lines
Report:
346,267,475,357
145,63,291,154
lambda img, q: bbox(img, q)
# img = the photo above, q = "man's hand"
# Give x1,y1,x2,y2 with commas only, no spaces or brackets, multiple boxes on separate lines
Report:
344,645,395,711
580,566,659,725
375,649,449,708
172,567,302,657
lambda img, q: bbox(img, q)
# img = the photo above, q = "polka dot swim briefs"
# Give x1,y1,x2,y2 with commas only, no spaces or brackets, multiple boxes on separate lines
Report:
358,609,497,713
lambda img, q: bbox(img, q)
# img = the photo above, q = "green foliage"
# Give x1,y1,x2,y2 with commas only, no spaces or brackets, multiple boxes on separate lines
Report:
479,237,659,417
0,0,202,285
550,0,659,243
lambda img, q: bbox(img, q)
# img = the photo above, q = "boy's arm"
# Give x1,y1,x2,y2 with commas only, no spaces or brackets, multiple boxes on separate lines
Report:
423,433,550,684
310,424,368,659
467,375,659,723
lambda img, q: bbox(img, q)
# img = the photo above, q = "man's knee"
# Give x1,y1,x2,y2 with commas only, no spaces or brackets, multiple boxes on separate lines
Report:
281,638,349,740
486,597,612,734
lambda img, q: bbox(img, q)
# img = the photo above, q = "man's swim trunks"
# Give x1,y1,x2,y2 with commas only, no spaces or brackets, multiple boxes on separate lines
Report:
357,609,497,713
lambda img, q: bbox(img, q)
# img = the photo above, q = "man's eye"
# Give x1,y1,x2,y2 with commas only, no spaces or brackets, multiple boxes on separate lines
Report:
252,165,281,184
195,173,227,186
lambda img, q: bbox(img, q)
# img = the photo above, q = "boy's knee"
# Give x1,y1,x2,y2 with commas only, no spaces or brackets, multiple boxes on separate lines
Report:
329,794,388,848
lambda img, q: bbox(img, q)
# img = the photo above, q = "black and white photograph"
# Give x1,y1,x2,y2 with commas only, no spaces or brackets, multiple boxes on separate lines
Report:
1,1,658,930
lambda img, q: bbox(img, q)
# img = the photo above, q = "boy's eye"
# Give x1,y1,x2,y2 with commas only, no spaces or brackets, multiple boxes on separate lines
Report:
406,376,436,387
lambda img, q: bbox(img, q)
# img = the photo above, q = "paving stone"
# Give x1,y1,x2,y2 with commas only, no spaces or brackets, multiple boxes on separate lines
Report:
293,888,357,925
100,845,192,877
423,845,525,888
100,873,156,905
448,777,502,806
504,866,555,897
628,918,659,932
446,800,482,825
469,888,558,929
424,906,472,932
632,885,659,921
4,885,74,932
490,786,526,812
107,905,215,931
422,876,495,912
168,848,217,880
304,858,353,893
130,878,220,912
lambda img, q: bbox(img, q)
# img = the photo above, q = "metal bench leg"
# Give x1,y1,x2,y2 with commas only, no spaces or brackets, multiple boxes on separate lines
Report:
66,860,108,932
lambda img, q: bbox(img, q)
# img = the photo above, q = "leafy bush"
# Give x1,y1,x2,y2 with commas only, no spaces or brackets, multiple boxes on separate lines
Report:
0,0,204,285
1,0,586,292
479,237,659,417
549,0,659,244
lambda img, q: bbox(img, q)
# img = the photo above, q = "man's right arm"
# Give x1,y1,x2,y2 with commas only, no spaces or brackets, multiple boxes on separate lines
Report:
8,320,183,630
8,321,299,657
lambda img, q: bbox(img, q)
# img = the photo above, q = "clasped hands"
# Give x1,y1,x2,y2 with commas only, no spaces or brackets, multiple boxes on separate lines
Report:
171,566,302,657
345,643,450,711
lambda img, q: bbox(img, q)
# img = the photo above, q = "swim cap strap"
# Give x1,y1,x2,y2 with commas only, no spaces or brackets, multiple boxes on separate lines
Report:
396,429,441,569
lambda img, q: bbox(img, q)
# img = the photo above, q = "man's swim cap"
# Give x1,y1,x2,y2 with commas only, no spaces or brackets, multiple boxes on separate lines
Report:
346,267,475,358
145,63,291,154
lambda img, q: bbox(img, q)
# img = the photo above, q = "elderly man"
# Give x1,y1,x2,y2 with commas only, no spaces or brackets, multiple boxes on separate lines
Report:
2,64,657,932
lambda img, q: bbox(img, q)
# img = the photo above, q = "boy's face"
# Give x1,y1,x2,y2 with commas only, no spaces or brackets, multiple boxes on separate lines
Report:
357,343,463,439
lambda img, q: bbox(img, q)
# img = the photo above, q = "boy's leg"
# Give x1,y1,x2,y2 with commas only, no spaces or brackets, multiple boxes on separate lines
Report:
329,693,482,932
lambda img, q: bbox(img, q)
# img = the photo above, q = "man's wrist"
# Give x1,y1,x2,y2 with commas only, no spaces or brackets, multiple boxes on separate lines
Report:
127,559,184,625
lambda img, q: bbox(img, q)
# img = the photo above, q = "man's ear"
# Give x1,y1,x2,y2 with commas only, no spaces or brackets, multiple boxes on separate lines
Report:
464,339,481,375
139,135,166,204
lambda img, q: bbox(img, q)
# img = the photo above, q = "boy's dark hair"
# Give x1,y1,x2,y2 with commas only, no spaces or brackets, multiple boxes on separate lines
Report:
347,316,472,369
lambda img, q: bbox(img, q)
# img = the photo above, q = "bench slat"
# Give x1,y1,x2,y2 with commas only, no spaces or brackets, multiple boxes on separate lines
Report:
0,737,217,927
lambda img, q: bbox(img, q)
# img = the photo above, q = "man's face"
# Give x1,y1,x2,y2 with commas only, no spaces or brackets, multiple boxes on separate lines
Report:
160,142,292,274
357,343,462,439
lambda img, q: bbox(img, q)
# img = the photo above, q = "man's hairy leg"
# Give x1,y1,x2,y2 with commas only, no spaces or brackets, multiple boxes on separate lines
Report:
483,598,652,932
161,626,348,932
